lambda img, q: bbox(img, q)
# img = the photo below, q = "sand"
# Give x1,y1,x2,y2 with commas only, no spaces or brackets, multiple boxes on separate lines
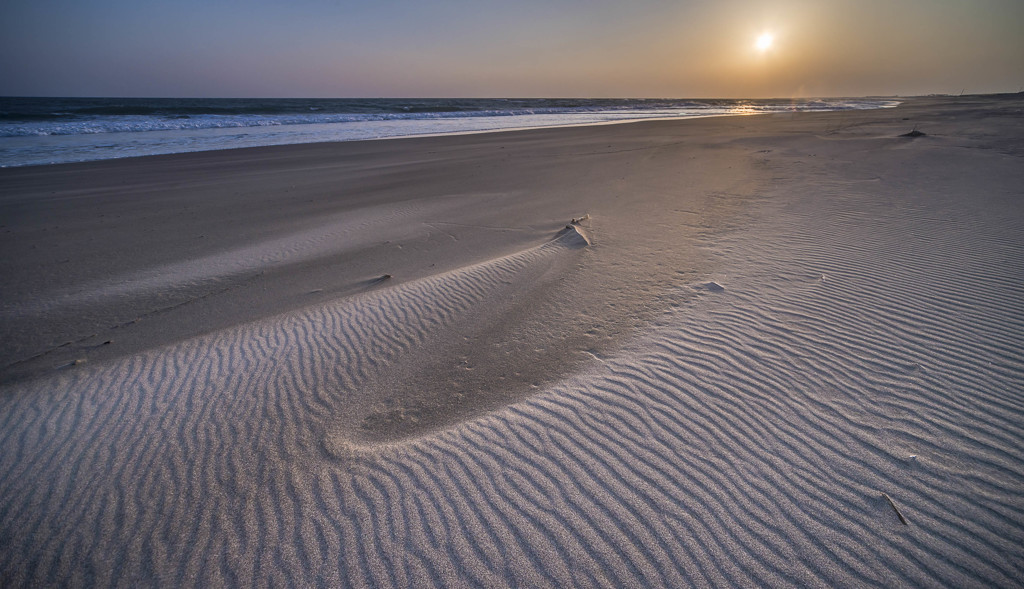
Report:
1,95,1022,587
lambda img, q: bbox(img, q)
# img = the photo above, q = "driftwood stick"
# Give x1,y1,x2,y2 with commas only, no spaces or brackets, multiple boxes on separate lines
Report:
882,492,909,526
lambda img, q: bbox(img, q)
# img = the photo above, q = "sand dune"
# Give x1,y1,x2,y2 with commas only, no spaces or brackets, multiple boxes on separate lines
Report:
1,95,1022,587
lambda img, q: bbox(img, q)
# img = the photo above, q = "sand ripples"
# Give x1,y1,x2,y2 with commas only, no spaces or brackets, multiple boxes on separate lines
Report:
2,179,1022,586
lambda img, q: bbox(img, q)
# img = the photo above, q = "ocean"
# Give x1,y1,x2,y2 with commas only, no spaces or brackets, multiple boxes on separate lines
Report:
0,97,898,167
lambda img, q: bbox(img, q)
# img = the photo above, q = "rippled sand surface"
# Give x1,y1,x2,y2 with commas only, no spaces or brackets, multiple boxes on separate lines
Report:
1,95,1022,587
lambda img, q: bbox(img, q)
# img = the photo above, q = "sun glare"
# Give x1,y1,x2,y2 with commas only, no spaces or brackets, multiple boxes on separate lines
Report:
755,33,774,52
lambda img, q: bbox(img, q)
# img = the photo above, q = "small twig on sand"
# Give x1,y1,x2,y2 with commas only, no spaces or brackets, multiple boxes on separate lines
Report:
882,492,909,525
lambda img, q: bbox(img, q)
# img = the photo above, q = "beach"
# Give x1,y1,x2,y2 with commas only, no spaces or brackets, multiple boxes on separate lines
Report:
1,94,1022,586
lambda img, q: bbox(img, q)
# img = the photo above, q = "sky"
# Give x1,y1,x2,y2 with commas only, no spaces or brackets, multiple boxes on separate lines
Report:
1,0,1021,98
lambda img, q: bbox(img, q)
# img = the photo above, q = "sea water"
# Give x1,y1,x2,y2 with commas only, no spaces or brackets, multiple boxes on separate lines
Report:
0,97,898,167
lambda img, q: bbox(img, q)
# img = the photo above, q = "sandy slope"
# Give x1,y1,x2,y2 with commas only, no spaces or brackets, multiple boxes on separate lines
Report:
1,95,1022,587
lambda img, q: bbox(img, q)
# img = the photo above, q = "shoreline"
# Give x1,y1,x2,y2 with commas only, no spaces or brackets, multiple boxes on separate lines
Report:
0,96,903,169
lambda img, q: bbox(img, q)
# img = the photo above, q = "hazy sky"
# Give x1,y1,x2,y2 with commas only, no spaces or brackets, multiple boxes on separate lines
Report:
2,0,1021,98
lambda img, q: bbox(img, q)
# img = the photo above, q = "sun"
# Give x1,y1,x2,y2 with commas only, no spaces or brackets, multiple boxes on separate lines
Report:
755,33,774,52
